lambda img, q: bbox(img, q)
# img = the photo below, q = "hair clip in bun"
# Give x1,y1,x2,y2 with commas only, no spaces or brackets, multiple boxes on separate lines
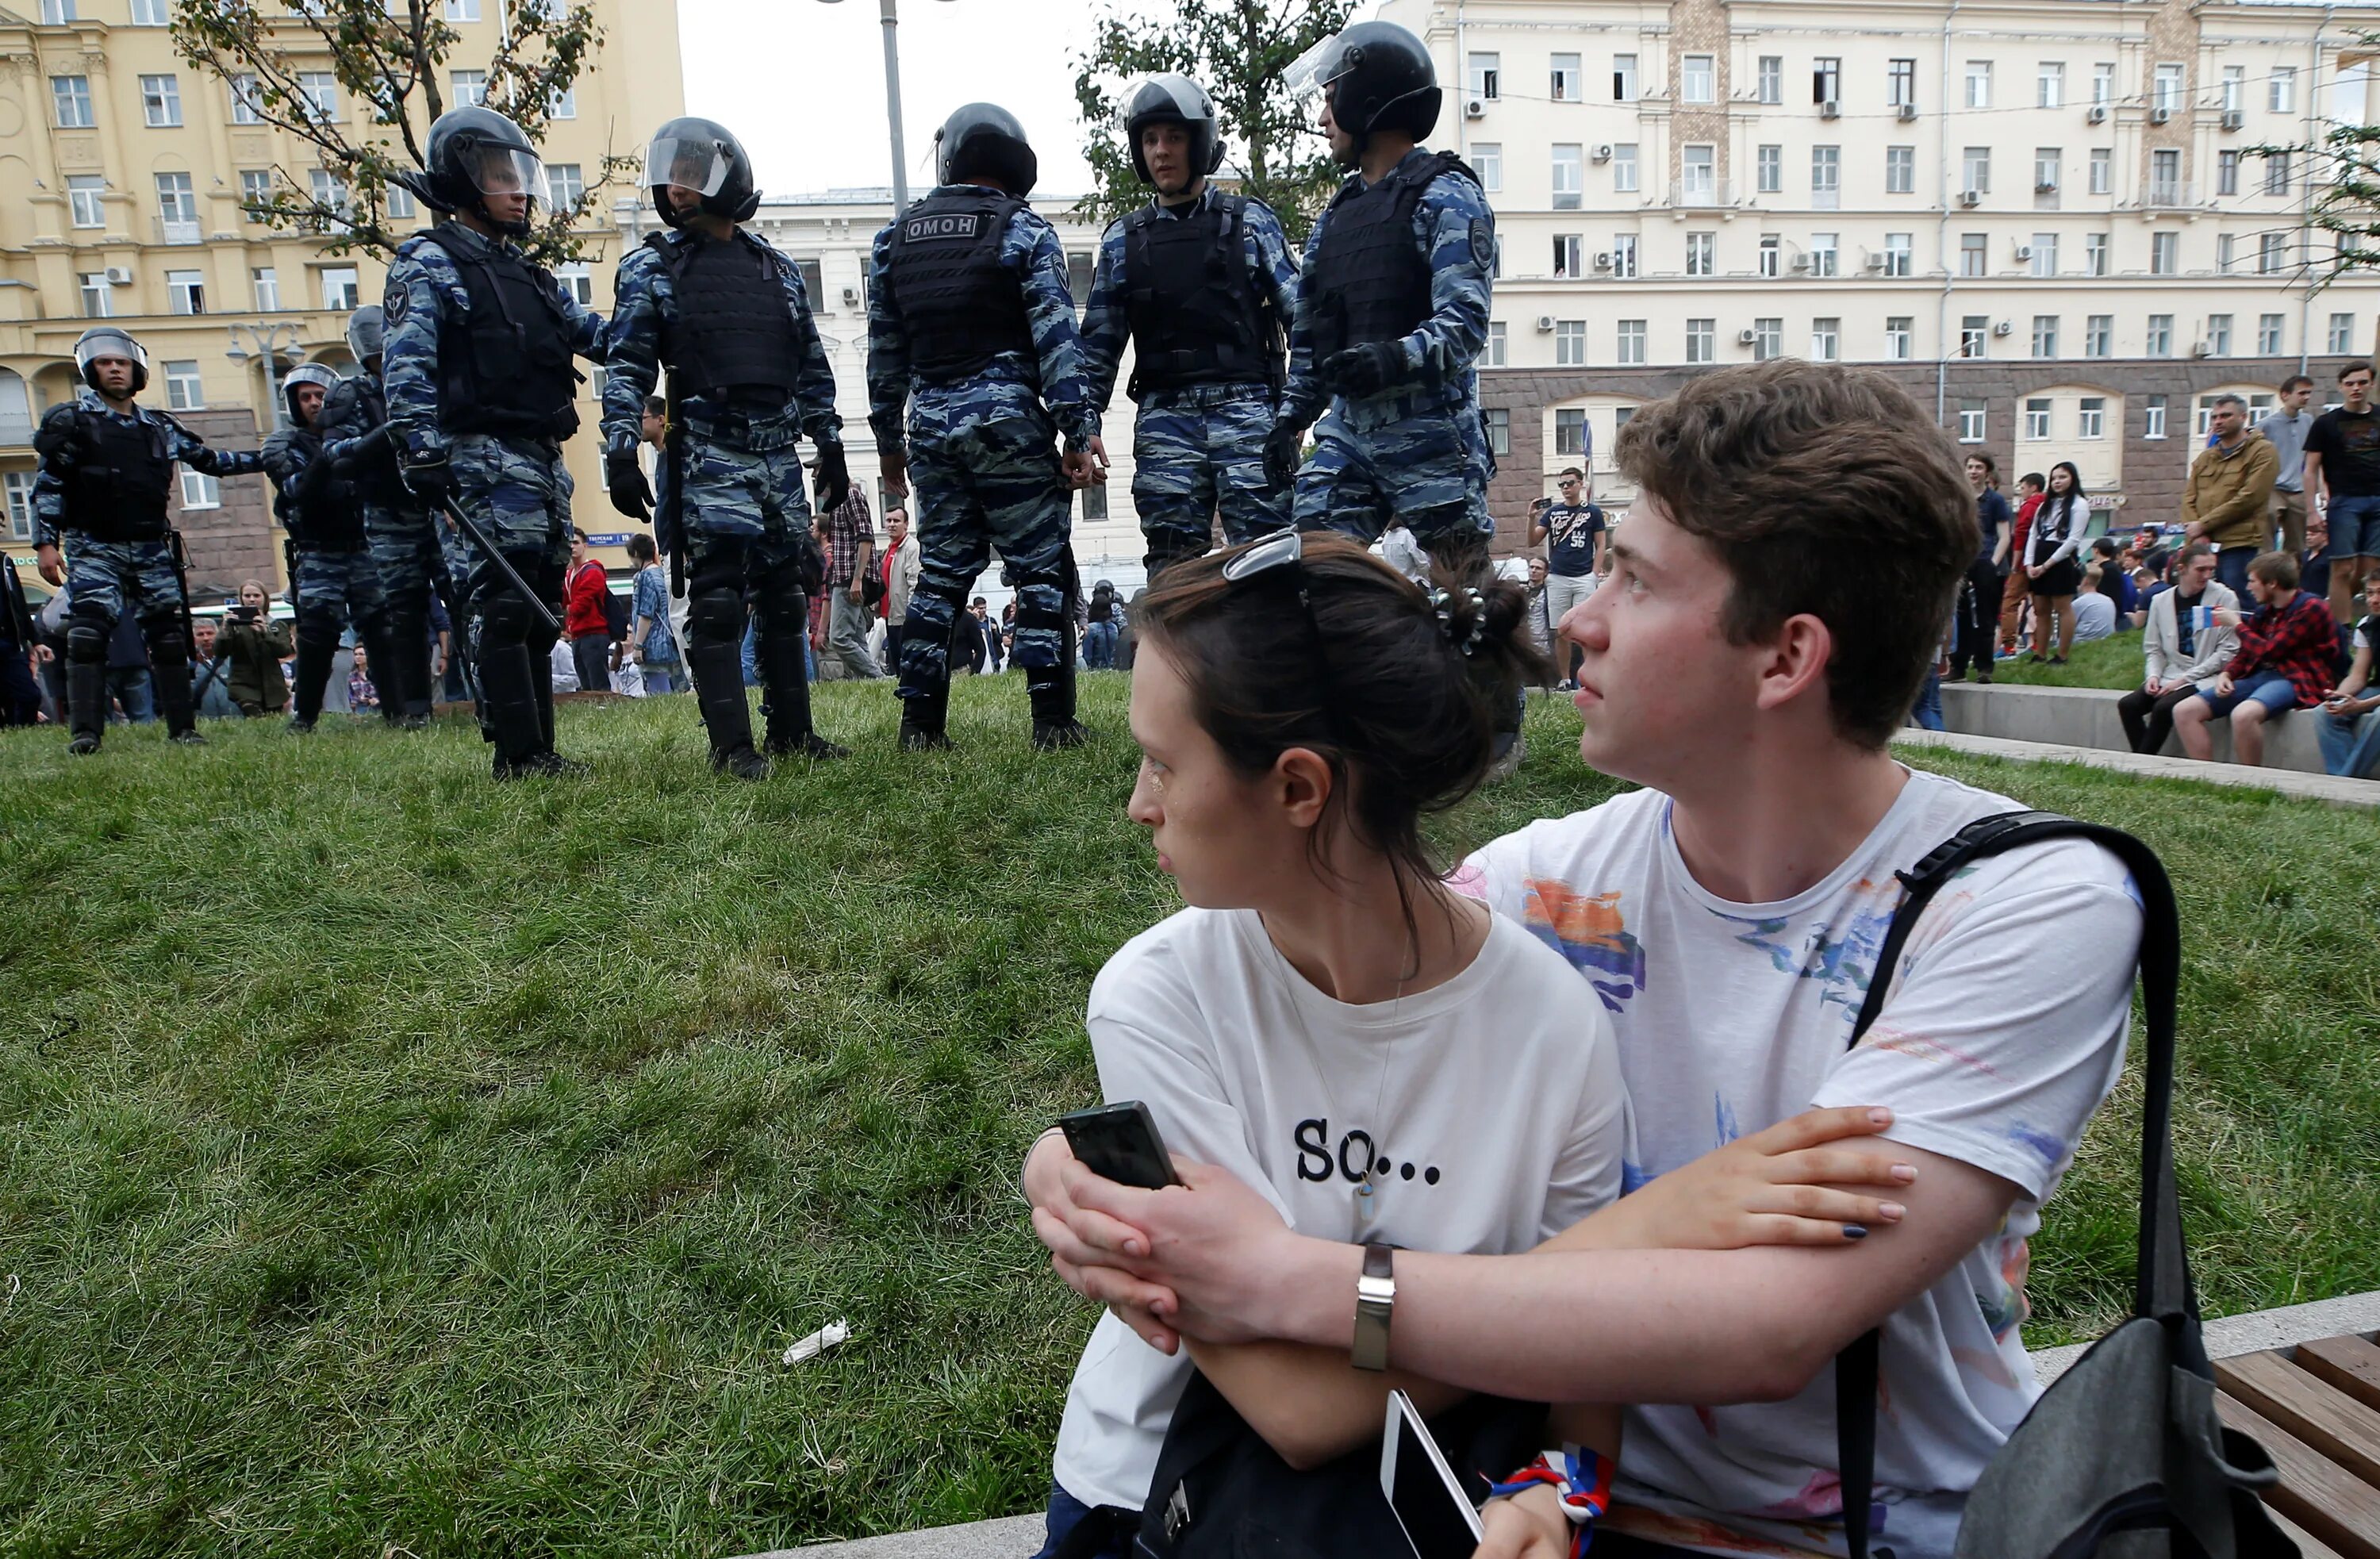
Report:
1426,586,1490,656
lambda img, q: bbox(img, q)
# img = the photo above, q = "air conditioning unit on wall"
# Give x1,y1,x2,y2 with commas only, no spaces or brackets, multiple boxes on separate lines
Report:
2087,105,2109,125
1820,100,1841,119
2150,106,2172,125
1992,319,2015,336
1960,190,1983,207
1591,143,1614,163
2221,109,2244,131
2014,244,2035,260
105,267,132,285
1897,103,1919,121
1737,328,1758,344
1536,314,1557,331
1465,97,1488,119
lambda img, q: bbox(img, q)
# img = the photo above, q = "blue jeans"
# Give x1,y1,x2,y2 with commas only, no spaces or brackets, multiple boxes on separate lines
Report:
740,617,762,686
642,665,677,696
2194,669,2300,721
2213,547,2258,597
2317,703,2380,777
107,666,154,723
2326,493,2380,559
1910,668,1945,732
1031,1482,1133,1559
1083,620,1119,669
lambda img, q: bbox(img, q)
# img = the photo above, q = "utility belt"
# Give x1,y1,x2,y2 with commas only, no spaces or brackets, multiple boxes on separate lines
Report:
1133,380,1276,413
678,395,804,453
472,432,566,465
58,524,171,551
294,534,374,556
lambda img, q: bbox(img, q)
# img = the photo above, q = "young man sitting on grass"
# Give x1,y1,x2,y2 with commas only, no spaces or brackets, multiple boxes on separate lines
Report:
1031,360,2145,1559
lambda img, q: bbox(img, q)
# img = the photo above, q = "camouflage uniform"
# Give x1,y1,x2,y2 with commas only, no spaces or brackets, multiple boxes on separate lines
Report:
33,389,263,745
866,190,1101,705
262,423,394,725
317,367,452,719
603,225,844,763
1079,186,1300,572
1284,148,1495,556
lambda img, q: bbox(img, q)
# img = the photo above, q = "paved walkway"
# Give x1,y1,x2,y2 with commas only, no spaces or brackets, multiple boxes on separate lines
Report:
1893,728,2380,809
759,1291,2380,1557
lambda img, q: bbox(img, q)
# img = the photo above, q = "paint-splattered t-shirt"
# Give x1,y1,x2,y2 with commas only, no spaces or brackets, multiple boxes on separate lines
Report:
1454,769,2141,1559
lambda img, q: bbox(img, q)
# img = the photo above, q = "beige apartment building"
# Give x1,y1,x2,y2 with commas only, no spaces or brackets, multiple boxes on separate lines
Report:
1381,0,2380,541
0,0,684,598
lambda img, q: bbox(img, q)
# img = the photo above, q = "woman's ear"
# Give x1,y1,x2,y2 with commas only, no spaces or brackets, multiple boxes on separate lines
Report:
1273,746,1335,831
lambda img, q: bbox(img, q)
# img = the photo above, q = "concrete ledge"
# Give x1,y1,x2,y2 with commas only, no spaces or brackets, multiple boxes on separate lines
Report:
1938,682,2328,773
1893,728,2380,809
766,1514,1044,1557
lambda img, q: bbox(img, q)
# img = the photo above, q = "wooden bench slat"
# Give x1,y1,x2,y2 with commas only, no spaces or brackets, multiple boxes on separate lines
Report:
2214,1392,2380,1559
2216,1350,2380,1488
2298,1335,2380,1415
2271,1508,2352,1559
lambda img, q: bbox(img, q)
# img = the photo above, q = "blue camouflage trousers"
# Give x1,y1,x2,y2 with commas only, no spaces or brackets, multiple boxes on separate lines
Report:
367,502,450,611
450,433,572,615
678,435,815,662
60,533,184,651
1293,395,1494,551
900,390,1073,689
292,545,388,636
1130,383,1290,570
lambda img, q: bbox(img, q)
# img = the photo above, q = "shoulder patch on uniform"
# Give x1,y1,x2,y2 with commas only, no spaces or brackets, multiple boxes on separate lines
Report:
382,279,409,323
1469,217,1495,268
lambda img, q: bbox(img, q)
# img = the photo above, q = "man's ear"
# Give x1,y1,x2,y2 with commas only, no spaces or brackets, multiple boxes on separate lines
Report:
1752,612,1834,716
1273,746,1335,831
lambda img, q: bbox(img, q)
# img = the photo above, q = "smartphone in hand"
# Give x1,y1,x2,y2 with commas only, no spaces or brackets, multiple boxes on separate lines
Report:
1058,1101,1182,1191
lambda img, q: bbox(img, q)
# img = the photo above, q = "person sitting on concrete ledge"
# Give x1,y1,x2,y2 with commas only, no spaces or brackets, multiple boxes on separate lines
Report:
2120,543,2238,755
2315,570,2380,779
2173,549,2339,769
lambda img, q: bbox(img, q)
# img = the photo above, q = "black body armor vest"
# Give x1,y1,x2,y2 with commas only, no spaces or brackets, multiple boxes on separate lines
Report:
1123,194,1281,396
885,188,1035,386
1307,153,1472,364
49,407,174,543
651,231,800,405
273,429,369,550
317,374,405,508
429,225,579,441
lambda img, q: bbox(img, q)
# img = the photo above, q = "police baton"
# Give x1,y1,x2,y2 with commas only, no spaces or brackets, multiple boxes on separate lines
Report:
436,496,560,635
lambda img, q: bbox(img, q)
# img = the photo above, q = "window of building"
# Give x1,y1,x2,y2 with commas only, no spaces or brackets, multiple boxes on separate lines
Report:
1468,52,1499,100
1683,55,1714,104
1759,235,1780,278
446,0,482,19
1811,318,1840,362
166,269,205,316
2207,313,2232,355
1756,144,1782,194
2218,229,2238,271
547,85,576,120
298,71,339,122
2155,63,2184,113
1966,60,1991,109
2085,314,2112,356
2147,313,2173,356
1814,57,1841,105
1886,317,1913,359
1960,232,1988,277
2217,149,2240,197
1809,232,1838,278
1887,145,1915,195
1554,234,1584,277
2079,397,2107,439
230,73,265,125
2031,317,2059,358
1612,144,1637,194
545,163,585,211
1552,144,1583,209
1686,232,1714,277
2086,233,2109,276
386,182,416,220
1962,147,1991,196
252,267,279,310
1961,315,1989,357
2039,62,2065,108
2260,233,2287,275
1811,145,1841,208
1555,408,1587,455
1484,407,1510,456
2271,67,2295,113
1471,143,1501,193
1614,319,1645,364
1551,53,1581,102
2031,233,2057,276
140,73,182,127
1613,54,1637,102
1557,320,1588,366
1487,321,1507,367
2034,148,2060,194
309,167,352,225
179,470,219,510
67,176,105,229
551,261,593,307
2265,151,2291,197
155,171,196,226
2151,231,2178,275
1889,58,1916,107
240,169,275,221
1759,56,1783,104
321,266,359,311
79,271,111,318
2331,313,2355,353
2025,398,2053,440
6,473,33,543
1959,399,1987,441
2259,313,2284,355
1610,233,1639,278
1753,317,1782,360
2151,148,2181,203
40,0,77,20
2090,148,2112,196
1884,232,1913,277
451,70,487,107
1680,146,1714,203
52,75,93,129
2144,394,2168,438
163,359,204,410
2093,63,2116,105
1686,318,1716,363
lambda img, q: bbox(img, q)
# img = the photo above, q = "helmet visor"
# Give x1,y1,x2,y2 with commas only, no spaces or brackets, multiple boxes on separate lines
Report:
642,135,731,198
463,142,545,201
346,308,384,361
75,330,148,376
1284,33,1356,105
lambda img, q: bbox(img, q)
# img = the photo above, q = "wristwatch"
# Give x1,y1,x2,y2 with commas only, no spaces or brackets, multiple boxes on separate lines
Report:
1352,1242,1395,1371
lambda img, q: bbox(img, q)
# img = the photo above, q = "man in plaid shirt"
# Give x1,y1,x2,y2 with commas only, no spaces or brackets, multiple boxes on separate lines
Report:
2173,548,2340,767
821,478,883,679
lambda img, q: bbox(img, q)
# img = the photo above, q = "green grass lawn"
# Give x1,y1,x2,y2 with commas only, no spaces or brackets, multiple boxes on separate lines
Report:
1970,629,2143,689
2,677,2374,1557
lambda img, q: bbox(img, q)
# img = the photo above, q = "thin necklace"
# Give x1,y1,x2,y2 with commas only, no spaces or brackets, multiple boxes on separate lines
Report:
1259,913,1410,1241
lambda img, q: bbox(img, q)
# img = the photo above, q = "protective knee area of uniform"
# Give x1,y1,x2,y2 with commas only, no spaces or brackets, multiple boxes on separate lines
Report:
685,553,748,650
138,614,188,670
66,614,111,665
478,589,541,651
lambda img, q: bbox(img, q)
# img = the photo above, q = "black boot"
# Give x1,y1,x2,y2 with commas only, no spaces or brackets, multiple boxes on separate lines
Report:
758,596,846,761
288,628,336,733
386,606,435,727
1028,662,1090,751
689,642,770,781
66,659,106,755
151,648,205,744
363,616,403,725
899,684,953,751
481,642,565,779
528,660,590,776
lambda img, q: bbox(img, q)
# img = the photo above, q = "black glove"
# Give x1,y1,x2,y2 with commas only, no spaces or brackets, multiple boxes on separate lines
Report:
605,447,654,521
401,457,457,507
812,443,851,515
1320,343,1403,400
1263,420,1306,492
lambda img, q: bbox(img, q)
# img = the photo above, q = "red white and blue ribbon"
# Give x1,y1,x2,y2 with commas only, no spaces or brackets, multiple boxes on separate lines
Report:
1486,1446,1616,1559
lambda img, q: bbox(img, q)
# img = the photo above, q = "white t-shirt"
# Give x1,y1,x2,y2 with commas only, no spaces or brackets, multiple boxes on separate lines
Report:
1052,905,1631,1513
1453,770,2140,1559
2072,589,2117,642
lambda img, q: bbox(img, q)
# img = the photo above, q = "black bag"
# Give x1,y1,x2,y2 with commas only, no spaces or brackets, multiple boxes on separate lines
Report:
602,586,632,644
1132,1368,1546,1559
1833,811,2293,1559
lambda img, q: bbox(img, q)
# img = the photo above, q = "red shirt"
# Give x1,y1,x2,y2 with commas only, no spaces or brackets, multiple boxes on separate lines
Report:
565,559,611,639
2013,492,2043,556
2226,590,2338,707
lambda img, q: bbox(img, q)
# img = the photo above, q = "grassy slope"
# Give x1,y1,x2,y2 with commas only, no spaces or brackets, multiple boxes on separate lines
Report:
1,677,2374,1557
1968,629,2144,689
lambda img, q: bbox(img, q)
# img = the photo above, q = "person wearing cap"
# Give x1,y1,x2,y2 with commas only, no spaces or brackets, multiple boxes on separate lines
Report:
602,117,851,778
31,325,264,753
263,361,397,732
382,104,608,779
866,102,1107,752
1077,75,1301,582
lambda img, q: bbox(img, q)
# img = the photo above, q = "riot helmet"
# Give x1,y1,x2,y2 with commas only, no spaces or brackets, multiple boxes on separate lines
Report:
397,105,546,237
282,363,340,425
1285,20,1441,142
934,103,1038,196
345,305,385,365
1122,75,1224,186
643,116,762,226
74,325,149,396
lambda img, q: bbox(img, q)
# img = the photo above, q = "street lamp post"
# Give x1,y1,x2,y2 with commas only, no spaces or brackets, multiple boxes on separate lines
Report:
819,0,954,210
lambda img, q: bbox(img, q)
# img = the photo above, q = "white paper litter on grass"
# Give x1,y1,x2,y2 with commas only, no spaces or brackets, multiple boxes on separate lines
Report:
782,1319,851,1366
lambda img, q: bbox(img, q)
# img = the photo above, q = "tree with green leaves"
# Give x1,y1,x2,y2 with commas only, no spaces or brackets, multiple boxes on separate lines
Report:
1070,0,1356,246
170,0,626,264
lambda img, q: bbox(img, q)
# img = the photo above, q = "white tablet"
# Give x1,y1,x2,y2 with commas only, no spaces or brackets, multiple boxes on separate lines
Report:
1380,1388,1486,1559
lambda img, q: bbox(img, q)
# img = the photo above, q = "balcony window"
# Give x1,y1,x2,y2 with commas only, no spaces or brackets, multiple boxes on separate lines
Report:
1552,145,1583,209
155,172,196,225
1680,146,1714,204
2151,148,2180,204
140,74,182,127
1614,320,1645,364
52,75,93,129
1556,321,1587,366
2086,316,2112,357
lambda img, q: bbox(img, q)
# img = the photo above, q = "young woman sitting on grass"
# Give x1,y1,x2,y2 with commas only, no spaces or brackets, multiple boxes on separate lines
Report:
1022,531,1912,1559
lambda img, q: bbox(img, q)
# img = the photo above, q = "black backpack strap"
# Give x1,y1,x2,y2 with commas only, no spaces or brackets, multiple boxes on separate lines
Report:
1833,809,2181,1559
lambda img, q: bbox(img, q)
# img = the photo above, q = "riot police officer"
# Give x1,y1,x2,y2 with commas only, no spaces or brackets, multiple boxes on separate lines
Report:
866,103,1106,751
385,105,607,779
263,362,396,732
31,326,264,753
316,305,446,728
603,117,850,779
1078,75,1300,581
